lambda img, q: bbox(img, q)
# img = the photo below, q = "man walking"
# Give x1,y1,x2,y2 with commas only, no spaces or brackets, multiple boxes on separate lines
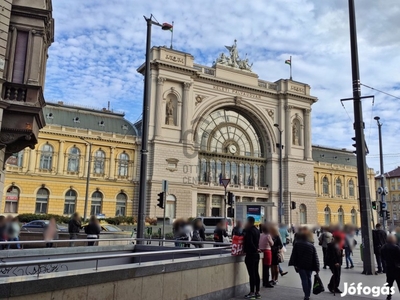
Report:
327,234,343,294
381,235,400,300
243,217,261,299
373,223,387,274
318,226,333,269
68,212,82,247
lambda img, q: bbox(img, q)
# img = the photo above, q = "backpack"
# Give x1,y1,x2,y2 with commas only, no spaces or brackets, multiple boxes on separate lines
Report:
192,229,201,241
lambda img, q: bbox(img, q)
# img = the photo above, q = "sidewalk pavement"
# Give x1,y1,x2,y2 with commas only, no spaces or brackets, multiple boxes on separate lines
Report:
229,285,373,300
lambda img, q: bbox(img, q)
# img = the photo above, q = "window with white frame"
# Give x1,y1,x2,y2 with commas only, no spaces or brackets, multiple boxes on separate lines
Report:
116,193,127,216
118,153,129,177
90,191,103,215
35,188,49,214
93,150,105,175
67,147,80,172
40,144,53,170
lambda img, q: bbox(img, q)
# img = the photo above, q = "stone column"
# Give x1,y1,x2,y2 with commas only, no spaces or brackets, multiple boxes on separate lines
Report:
57,140,65,174
28,149,36,172
206,194,211,217
22,148,29,172
109,147,115,179
181,82,192,142
154,77,166,139
304,109,311,160
343,175,347,199
84,143,90,177
285,105,292,156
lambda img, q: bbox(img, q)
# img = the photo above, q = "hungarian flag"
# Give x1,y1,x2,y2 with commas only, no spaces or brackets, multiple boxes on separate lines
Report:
285,59,291,65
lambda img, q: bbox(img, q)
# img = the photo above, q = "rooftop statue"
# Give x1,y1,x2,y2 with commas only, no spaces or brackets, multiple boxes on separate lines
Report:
215,40,253,72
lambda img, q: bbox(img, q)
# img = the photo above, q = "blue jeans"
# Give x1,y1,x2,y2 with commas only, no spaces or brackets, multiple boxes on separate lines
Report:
7,237,20,249
345,248,353,268
298,269,312,298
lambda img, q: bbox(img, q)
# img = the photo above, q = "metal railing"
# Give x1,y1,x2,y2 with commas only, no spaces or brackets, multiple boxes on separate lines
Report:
0,242,231,278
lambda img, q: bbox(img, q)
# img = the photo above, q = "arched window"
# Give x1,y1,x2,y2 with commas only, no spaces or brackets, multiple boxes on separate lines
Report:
299,204,307,224
116,193,127,216
40,144,53,170
324,206,331,225
322,177,329,194
35,188,49,214
349,179,355,197
336,178,342,196
90,191,103,215
5,186,19,213
64,189,76,215
118,153,129,177
166,194,176,220
338,208,344,225
93,150,105,175
67,147,80,172
351,208,357,225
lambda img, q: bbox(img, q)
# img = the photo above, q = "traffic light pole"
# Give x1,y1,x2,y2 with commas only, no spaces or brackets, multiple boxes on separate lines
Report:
162,192,166,245
348,0,375,275
376,118,387,230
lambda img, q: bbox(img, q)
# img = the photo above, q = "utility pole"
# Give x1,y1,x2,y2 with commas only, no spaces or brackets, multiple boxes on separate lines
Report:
274,124,283,224
80,137,92,221
348,0,375,275
374,116,387,230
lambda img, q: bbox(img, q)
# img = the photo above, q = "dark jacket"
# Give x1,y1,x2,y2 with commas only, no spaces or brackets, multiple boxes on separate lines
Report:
68,219,81,234
84,223,100,236
372,229,387,254
326,242,343,266
289,240,320,272
243,225,260,255
381,243,400,273
271,235,283,254
232,226,243,236
214,227,228,243
193,224,206,241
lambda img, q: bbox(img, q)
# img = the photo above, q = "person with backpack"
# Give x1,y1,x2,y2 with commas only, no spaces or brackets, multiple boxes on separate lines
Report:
192,219,205,248
213,220,228,247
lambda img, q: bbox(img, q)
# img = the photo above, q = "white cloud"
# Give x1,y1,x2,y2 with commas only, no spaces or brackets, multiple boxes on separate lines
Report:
44,0,400,172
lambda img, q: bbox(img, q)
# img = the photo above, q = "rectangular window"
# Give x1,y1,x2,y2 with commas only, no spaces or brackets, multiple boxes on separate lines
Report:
4,201,18,213
35,202,47,214
12,31,29,84
90,201,102,215
116,203,126,217
64,200,75,215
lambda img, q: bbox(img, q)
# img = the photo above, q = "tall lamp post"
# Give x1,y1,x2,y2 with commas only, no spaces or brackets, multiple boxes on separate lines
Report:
374,116,389,229
274,124,283,224
80,137,92,221
137,15,173,243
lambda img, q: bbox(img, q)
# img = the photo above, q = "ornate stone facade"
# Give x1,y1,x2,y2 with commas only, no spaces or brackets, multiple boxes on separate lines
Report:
136,44,318,224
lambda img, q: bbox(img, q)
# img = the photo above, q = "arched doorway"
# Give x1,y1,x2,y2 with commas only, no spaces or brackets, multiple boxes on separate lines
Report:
5,186,19,213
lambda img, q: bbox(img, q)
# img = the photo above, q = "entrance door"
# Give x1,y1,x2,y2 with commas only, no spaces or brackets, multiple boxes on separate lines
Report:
211,208,220,217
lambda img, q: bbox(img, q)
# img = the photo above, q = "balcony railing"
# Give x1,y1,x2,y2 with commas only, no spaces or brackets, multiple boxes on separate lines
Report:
258,80,277,91
2,82,45,106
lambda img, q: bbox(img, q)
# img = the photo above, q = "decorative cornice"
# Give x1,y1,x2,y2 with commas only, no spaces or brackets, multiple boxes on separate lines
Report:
157,77,166,85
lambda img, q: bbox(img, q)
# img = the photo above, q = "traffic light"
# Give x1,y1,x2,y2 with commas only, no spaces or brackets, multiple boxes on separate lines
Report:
291,201,296,210
157,192,165,209
351,137,357,154
351,137,369,155
227,207,234,218
372,201,377,210
386,211,391,220
227,192,234,206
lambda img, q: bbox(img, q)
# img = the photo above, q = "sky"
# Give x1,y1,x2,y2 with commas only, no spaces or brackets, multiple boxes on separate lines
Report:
45,0,400,173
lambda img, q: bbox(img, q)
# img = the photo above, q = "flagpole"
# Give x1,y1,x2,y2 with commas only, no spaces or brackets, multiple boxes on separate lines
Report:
170,21,174,49
290,55,292,80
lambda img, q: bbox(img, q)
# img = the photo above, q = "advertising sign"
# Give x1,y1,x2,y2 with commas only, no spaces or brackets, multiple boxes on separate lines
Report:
246,205,262,226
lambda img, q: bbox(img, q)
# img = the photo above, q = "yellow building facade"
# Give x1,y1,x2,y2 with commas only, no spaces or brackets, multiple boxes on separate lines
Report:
313,146,376,227
2,102,137,218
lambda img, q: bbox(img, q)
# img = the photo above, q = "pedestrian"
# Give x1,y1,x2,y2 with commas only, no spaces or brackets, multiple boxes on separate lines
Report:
326,234,344,294
232,220,244,236
355,228,359,237
0,216,7,250
344,230,356,269
381,235,400,300
182,220,193,248
243,216,261,299
270,225,283,285
395,227,400,247
259,224,274,288
213,220,228,247
318,226,333,269
68,212,82,247
44,217,58,248
173,219,184,247
373,223,387,274
278,224,289,276
85,216,101,246
6,216,21,249
288,228,320,300
192,219,205,248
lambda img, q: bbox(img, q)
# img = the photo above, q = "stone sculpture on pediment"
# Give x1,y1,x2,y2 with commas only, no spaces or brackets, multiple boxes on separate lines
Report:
215,39,253,72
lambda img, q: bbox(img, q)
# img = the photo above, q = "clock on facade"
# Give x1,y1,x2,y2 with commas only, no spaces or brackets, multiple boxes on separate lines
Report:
229,144,237,154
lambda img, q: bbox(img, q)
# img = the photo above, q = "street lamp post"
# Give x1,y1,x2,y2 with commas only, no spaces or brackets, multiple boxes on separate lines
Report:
374,116,389,229
274,124,283,224
137,15,173,243
80,137,92,221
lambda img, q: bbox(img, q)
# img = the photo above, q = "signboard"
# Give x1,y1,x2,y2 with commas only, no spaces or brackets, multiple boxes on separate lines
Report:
221,179,230,188
247,205,262,226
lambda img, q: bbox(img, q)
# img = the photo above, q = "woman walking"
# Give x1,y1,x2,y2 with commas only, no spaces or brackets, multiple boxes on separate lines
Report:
44,217,58,248
85,216,101,246
259,224,274,288
270,225,283,285
289,229,320,300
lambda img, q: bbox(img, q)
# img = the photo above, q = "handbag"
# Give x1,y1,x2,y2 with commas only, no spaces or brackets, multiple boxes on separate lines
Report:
313,274,325,295
277,251,284,263
231,235,244,256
